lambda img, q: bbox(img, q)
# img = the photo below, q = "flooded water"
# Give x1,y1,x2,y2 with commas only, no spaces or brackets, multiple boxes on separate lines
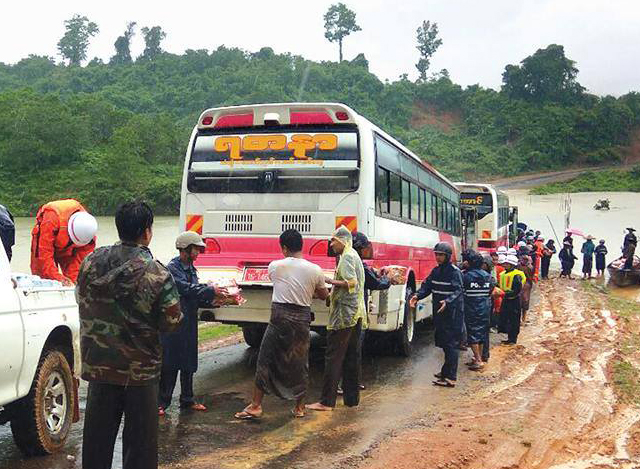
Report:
10,216,182,275
8,192,640,302
506,190,640,302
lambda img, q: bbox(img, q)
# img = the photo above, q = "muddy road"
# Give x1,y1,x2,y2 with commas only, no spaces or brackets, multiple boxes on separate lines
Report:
0,321,466,469
2,278,639,469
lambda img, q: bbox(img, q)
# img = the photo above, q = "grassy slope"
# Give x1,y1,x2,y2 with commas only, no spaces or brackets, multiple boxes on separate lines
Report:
531,165,640,194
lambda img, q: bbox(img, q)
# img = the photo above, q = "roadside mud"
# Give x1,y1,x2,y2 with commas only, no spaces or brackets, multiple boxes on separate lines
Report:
358,279,640,469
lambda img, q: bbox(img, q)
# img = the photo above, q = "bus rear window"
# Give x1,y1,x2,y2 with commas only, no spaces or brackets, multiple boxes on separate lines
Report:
190,128,359,165
460,192,493,220
187,128,359,194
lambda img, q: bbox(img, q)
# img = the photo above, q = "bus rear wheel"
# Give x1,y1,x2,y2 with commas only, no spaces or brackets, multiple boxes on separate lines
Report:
242,324,267,348
396,285,415,357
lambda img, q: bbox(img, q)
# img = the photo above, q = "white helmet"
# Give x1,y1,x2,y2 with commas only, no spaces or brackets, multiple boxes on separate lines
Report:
498,254,507,264
505,255,519,266
507,248,517,256
68,212,98,246
497,246,508,254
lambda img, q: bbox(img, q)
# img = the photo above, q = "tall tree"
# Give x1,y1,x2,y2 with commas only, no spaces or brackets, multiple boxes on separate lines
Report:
501,44,585,104
57,15,99,66
415,20,442,81
140,26,167,60
324,3,361,62
111,22,137,65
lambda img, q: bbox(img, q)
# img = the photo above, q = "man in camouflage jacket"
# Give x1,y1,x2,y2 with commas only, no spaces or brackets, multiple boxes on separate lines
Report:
76,201,182,469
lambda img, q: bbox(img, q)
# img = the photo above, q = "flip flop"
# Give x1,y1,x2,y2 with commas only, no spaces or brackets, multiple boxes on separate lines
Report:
158,407,165,417
291,409,305,418
432,379,456,388
234,407,262,420
190,403,207,411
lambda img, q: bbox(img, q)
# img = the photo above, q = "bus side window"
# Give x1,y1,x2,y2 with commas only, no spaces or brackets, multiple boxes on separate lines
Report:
376,166,390,214
401,179,410,220
432,194,438,227
419,188,426,224
410,183,419,221
389,172,402,218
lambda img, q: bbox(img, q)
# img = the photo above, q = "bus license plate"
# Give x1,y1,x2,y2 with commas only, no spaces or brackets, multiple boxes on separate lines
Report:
243,267,270,283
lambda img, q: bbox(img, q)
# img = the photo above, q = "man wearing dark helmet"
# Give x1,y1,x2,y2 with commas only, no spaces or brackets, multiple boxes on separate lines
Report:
410,242,464,388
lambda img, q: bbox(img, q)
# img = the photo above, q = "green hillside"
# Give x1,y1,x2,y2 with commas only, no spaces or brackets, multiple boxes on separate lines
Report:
1,44,639,215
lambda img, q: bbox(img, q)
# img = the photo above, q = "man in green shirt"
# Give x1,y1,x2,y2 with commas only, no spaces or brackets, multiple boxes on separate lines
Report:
307,226,365,411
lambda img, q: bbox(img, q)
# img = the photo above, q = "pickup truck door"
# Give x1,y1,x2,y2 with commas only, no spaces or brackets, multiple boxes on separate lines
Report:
0,251,23,405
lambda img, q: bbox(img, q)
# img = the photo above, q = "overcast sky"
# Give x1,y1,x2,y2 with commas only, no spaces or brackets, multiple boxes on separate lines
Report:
1,0,638,96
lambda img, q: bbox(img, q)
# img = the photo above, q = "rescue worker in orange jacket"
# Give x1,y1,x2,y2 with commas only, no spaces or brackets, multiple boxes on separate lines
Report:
30,199,98,284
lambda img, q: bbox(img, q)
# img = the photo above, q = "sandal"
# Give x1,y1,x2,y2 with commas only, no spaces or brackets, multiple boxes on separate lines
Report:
291,409,305,418
432,379,456,388
190,403,207,411
234,406,262,420
433,372,443,379
158,407,165,417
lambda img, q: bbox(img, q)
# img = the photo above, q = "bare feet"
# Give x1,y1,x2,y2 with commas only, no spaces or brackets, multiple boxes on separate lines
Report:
305,402,333,411
190,403,207,411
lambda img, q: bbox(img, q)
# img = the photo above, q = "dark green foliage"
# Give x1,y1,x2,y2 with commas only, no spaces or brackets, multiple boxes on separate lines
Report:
140,26,167,61
111,22,137,65
501,44,585,104
57,15,99,66
324,3,361,62
0,44,638,215
415,20,442,81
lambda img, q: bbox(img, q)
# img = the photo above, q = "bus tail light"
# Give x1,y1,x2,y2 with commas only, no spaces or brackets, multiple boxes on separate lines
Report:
205,238,221,254
215,113,254,128
335,111,349,121
481,230,492,239
201,116,213,125
309,240,329,256
290,111,333,124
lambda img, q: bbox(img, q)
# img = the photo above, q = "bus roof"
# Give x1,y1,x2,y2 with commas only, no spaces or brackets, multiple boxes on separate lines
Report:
196,102,458,191
197,103,359,129
454,182,504,198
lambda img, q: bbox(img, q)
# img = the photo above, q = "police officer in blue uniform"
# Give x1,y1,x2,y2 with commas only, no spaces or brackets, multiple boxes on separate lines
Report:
462,251,494,370
410,242,463,388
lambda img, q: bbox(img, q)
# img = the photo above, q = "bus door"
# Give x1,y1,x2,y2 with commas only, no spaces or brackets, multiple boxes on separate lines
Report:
461,207,478,251
509,206,519,246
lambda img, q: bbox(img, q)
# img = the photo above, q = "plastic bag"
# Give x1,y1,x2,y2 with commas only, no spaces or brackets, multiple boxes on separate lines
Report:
208,278,246,306
383,265,408,285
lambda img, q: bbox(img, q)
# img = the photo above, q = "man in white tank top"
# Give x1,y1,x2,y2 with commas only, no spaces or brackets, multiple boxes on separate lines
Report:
235,229,329,420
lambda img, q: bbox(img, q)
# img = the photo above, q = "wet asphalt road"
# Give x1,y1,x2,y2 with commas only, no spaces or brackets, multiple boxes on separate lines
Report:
0,323,486,469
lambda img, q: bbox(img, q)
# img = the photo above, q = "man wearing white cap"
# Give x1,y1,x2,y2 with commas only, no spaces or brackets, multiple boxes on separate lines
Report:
498,255,526,345
30,198,98,285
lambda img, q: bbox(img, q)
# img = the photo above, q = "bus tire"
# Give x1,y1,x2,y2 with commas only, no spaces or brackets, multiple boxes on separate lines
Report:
242,324,267,348
10,349,74,456
396,285,415,357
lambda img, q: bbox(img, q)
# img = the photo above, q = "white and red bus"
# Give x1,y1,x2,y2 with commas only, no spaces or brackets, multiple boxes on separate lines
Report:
180,103,462,355
455,183,511,253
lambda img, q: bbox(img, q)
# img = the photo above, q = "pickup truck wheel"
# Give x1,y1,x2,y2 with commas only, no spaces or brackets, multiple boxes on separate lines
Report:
10,349,74,456
242,324,267,348
396,285,416,357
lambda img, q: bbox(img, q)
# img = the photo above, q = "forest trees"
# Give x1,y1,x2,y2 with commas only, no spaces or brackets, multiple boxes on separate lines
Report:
324,3,361,62
111,22,137,65
140,26,167,60
57,15,99,66
415,20,442,81
501,44,585,104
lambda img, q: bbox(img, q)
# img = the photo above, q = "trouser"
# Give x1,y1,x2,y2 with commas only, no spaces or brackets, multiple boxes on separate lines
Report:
440,344,459,381
320,320,362,408
158,367,194,409
505,304,521,343
82,382,158,469
481,327,490,362
541,257,551,279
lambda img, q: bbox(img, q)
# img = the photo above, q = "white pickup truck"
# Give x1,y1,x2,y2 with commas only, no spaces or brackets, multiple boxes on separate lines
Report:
0,245,80,456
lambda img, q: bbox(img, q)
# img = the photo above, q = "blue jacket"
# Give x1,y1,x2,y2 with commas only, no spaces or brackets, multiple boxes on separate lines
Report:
416,262,464,348
462,268,493,342
162,257,215,373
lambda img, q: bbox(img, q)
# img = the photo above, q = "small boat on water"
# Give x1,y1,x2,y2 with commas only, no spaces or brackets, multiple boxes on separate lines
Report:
607,256,640,287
